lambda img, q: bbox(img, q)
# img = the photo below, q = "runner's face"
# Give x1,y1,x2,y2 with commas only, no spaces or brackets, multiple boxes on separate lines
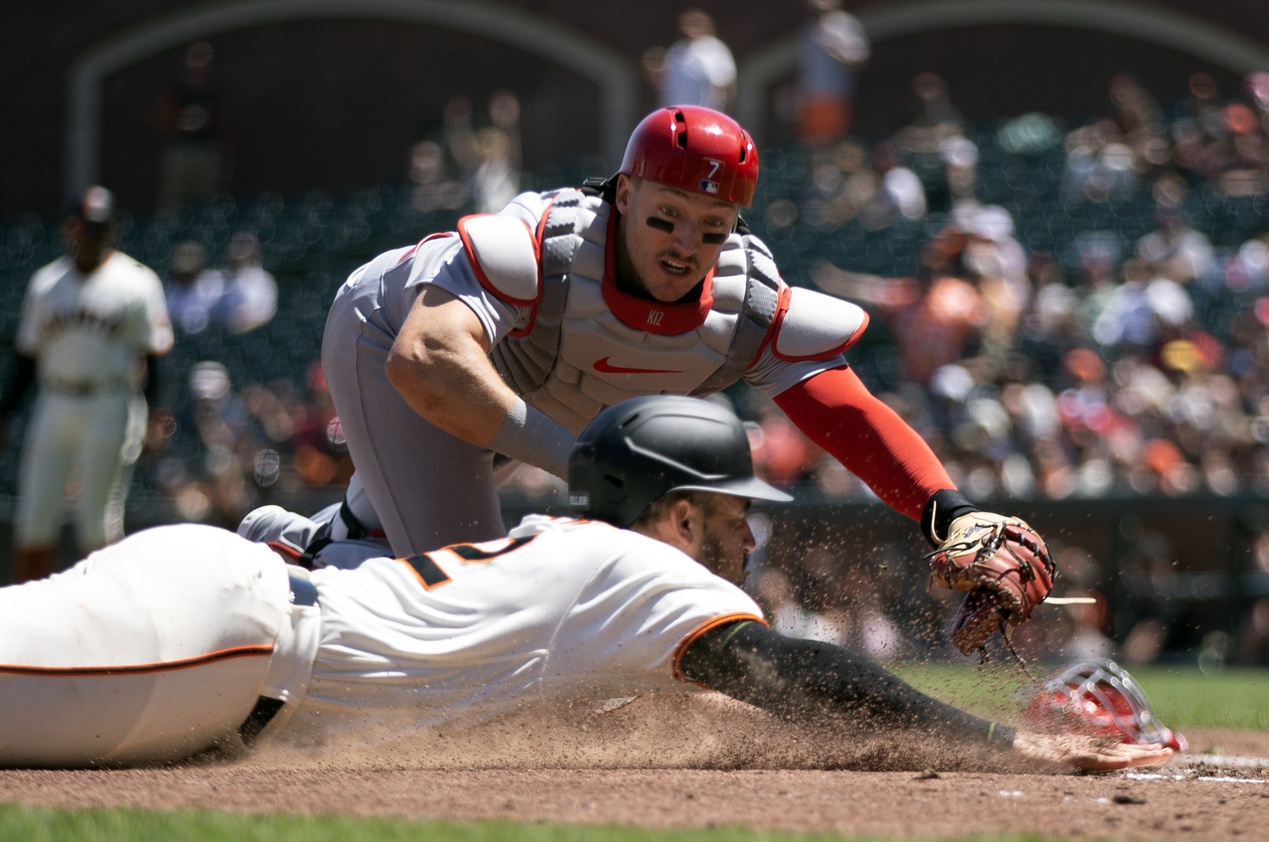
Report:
695,495,756,586
615,176,739,303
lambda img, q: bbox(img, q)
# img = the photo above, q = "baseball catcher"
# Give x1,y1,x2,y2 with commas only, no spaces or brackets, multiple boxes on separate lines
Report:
921,490,1055,657
311,100,1054,619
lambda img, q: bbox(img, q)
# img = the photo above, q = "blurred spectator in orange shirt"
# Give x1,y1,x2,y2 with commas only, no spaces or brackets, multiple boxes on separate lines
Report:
796,0,870,148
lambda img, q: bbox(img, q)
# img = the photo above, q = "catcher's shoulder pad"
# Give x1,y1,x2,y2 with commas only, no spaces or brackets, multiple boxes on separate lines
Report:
456,213,541,306
771,287,869,361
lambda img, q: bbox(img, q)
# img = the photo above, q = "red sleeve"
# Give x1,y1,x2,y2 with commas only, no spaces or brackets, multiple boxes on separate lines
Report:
772,366,955,522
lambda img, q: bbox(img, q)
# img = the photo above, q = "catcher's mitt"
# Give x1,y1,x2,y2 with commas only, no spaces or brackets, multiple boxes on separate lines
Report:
926,513,1055,655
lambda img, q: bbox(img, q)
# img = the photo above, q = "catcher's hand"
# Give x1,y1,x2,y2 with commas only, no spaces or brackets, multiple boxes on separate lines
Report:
926,512,1055,655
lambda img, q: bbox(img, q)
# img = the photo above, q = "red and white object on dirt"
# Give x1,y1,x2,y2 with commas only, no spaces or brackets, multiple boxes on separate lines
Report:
1021,657,1188,752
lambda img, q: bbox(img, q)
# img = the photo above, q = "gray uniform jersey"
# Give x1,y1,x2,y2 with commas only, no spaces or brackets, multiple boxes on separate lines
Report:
322,189,865,554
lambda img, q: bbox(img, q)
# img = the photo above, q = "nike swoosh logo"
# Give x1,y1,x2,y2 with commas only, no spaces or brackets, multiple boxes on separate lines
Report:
592,357,682,375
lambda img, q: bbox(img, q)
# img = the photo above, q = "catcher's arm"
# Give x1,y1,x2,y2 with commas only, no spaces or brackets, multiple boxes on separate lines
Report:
921,490,1056,655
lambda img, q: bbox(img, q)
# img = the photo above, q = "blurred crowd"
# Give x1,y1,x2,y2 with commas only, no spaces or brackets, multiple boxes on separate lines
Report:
134,355,352,531
724,68,1269,669
745,69,1269,506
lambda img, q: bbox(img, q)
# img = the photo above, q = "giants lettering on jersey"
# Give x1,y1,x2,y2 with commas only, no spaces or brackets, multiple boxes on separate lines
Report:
41,307,124,340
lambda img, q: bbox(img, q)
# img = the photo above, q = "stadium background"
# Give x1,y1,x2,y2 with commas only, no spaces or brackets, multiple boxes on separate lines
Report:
4,0,1269,668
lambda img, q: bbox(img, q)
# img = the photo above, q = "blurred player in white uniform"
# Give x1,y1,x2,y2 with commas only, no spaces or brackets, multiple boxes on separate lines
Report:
0,396,1172,771
0,186,173,583
315,105,1018,568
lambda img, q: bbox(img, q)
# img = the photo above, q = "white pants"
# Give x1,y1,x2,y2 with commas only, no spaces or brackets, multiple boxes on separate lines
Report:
0,525,319,767
14,389,144,549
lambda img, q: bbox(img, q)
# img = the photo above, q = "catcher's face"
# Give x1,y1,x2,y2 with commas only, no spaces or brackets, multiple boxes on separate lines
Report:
694,494,756,585
613,175,739,303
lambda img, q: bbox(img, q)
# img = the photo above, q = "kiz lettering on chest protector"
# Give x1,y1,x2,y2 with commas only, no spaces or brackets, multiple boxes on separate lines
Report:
456,189,867,432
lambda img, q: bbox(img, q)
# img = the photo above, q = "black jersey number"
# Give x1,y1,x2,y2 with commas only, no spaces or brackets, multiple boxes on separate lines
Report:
399,536,535,590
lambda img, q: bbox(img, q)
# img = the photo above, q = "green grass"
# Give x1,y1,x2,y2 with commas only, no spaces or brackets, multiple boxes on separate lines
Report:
1119,665,1269,730
0,805,920,842
889,661,1269,731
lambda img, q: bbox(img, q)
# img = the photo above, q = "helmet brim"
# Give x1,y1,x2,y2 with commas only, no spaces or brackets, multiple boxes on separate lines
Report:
671,476,793,504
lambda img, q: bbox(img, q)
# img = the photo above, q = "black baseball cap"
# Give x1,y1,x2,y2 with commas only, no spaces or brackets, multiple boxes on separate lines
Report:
67,185,116,224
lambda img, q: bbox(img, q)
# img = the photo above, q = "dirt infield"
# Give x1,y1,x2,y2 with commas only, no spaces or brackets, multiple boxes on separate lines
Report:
1,695,1266,840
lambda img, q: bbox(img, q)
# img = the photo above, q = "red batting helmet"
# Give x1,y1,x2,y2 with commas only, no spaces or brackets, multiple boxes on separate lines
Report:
1020,658,1187,752
619,106,759,207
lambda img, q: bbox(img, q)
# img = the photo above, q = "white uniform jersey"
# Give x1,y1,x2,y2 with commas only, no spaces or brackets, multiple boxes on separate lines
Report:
0,518,761,765
12,250,173,550
291,514,763,739
17,251,174,386
660,34,736,112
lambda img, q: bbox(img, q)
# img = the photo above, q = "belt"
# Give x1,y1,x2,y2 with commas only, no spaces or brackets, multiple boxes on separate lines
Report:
43,377,128,397
238,569,319,745
287,567,319,607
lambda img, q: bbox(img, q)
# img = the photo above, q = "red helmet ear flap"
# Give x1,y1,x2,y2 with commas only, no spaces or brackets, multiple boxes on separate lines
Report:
1020,658,1187,752
619,106,759,207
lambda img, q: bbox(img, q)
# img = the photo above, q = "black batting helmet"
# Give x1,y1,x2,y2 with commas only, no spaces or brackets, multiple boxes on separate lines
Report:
568,396,791,527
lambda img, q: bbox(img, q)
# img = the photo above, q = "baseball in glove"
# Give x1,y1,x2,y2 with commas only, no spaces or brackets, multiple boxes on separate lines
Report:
926,512,1056,655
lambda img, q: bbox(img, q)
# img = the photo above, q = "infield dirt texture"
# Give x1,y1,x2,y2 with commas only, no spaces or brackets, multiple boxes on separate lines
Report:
1,693,1266,840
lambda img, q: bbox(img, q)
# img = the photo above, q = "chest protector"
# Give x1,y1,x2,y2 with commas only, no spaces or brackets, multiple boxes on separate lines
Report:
465,189,780,432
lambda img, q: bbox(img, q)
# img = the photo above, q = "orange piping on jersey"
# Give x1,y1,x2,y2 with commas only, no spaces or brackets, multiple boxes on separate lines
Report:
432,546,478,567
0,644,275,677
671,611,767,683
395,555,453,590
